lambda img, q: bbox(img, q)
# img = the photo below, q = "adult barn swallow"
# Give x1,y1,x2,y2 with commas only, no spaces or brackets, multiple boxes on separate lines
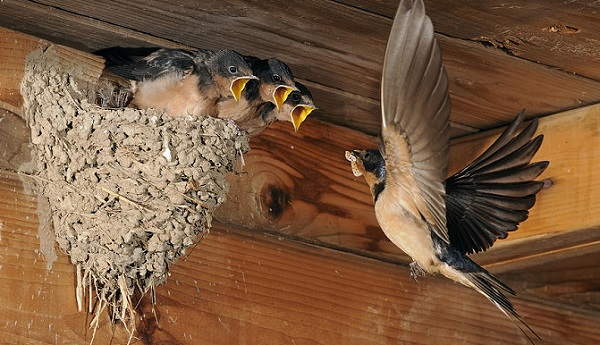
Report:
345,0,547,342
217,57,300,129
242,81,317,136
96,47,257,117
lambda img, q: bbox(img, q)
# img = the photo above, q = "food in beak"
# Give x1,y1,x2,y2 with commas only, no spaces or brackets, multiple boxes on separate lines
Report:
345,151,363,177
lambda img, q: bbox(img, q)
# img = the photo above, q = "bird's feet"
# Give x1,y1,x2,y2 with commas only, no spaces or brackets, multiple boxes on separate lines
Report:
410,261,426,280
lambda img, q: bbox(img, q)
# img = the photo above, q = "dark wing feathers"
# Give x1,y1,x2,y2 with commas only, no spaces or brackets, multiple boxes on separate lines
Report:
381,0,451,242
445,114,549,254
96,47,212,81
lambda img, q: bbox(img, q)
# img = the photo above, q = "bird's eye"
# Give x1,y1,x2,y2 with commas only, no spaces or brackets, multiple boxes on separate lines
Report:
272,74,282,82
228,66,238,74
364,152,371,160
291,93,301,102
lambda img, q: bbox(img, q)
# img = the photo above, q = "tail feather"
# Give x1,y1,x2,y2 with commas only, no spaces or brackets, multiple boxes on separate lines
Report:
465,271,541,344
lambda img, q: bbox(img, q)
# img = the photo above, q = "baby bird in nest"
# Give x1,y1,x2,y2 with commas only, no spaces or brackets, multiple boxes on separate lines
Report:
96,47,316,135
345,0,548,343
96,47,257,118
243,81,317,136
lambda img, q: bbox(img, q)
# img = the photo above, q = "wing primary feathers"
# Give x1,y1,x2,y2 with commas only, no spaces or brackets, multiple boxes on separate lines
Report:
445,114,549,254
380,0,451,243
461,110,526,172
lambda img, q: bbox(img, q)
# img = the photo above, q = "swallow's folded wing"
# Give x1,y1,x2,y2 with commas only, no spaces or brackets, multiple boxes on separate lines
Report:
101,48,205,81
380,0,451,242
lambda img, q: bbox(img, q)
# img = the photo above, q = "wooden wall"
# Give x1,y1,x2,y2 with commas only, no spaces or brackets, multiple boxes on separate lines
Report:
1,0,600,343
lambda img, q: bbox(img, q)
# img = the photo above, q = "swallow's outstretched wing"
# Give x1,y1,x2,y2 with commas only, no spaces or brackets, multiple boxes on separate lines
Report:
98,47,211,81
445,113,549,254
380,0,451,242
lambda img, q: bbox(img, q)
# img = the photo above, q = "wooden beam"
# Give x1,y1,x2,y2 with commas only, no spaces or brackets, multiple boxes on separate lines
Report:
1,166,599,343
2,25,600,315
0,29,44,114
2,1,600,134
339,0,600,82
1,27,598,270
499,244,600,312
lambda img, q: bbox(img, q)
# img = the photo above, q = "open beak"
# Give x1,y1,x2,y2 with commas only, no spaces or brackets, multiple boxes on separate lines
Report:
230,76,258,101
290,104,316,132
273,85,297,110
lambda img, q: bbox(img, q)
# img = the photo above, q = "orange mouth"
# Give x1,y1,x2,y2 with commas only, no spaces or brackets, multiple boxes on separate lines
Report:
290,105,316,131
273,85,296,109
230,76,258,101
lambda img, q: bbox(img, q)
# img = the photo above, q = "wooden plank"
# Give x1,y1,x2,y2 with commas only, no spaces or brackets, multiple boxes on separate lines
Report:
2,1,600,133
0,30,45,114
499,244,600,312
1,169,600,343
436,35,600,128
472,227,600,269
340,0,600,82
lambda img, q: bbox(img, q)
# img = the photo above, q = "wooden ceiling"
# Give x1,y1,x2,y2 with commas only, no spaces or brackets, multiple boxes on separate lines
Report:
2,0,600,137
1,0,600,328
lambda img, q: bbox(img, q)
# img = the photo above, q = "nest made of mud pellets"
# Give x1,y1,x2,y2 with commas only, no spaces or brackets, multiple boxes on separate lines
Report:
21,48,250,324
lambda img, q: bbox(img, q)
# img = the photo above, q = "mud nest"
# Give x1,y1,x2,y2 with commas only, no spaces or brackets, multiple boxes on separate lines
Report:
21,49,249,327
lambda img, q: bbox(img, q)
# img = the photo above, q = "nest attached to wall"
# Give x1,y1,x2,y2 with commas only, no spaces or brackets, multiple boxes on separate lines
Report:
21,48,249,338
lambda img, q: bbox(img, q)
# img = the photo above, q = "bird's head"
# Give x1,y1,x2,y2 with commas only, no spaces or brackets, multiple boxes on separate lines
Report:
209,50,258,101
248,58,298,111
277,82,316,131
345,149,386,194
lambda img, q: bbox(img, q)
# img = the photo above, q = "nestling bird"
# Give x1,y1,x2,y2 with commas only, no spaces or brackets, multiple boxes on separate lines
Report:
242,81,317,136
96,47,257,117
345,0,547,343
218,57,307,133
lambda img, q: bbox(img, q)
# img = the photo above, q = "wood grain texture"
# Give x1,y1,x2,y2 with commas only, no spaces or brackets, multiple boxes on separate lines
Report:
499,243,600,312
339,0,600,82
1,172,600,344
437,35,600,128
0,30,44,113
2,0,600,134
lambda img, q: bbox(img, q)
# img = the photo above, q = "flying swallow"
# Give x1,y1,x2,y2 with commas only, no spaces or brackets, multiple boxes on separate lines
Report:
345,1,547,343
217,57,299,127
241,81,317,136
96,47,257,117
